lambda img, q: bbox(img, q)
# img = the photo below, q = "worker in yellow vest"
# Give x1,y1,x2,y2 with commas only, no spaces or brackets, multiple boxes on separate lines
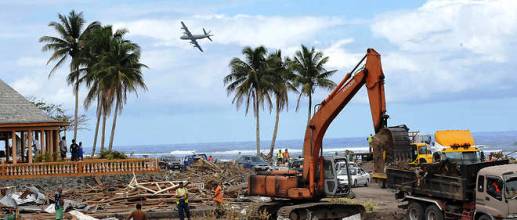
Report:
176,182,190,220
277,149,283,166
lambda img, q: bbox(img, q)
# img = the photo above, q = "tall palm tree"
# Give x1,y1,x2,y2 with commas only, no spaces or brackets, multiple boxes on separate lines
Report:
266,50,296,158
292,45,337,124
80,25,115,155
40,10,100,140
224,46,273,155
80,26,147,153
104,32,147,151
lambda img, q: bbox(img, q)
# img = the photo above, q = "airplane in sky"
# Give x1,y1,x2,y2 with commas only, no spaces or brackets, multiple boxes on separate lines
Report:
180,21,213,52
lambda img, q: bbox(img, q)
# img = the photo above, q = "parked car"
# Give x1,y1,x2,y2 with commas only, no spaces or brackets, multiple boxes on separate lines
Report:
289,158,304,172
337,167,370,187
159,156,184,170
335,161,358,170
236,155,271,171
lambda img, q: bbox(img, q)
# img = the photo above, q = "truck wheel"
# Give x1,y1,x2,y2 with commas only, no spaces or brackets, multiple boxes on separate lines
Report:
407,202,424,220
477,214,491,220
353,180,357,187
364,179,369,187
424,205,443,220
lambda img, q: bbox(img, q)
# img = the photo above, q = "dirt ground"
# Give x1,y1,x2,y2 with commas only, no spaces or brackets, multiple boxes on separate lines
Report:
354,183,406,220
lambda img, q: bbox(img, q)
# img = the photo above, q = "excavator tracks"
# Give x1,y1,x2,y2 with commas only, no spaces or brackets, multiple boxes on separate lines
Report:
256,201,365,220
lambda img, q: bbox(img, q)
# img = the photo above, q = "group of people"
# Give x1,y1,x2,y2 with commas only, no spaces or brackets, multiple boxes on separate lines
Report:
125,181,224,220
58,137,83,161
276,148,290,165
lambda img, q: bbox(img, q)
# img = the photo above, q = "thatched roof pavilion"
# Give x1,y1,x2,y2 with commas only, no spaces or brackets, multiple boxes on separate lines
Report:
0,79,67,164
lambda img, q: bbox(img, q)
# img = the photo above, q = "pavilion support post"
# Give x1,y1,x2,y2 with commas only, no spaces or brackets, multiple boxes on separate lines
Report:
4,139,8,162
28,130,33,164
40,129,45,155
20,131,25,162
11,130,16,164
49,130,54,161
55,130,59,161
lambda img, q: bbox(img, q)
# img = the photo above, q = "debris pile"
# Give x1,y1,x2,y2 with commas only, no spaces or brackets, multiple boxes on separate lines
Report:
0,159,252,219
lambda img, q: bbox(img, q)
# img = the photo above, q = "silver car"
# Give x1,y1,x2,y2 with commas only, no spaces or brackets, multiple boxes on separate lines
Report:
337,167,371,187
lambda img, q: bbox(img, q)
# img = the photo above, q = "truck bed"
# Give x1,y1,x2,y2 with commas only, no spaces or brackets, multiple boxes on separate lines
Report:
387,160,509,201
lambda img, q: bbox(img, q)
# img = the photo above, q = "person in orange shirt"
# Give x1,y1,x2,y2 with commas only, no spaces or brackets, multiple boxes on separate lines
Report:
282,149,290,164
213,182,224,218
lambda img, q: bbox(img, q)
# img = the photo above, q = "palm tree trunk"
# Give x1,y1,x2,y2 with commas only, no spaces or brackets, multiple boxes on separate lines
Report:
73,79,79,140
91,98,101,157
269,100,280,158
307,92,312,123
100,112,107,152
108,100,119,152
255,95,261,155
303,92,313,156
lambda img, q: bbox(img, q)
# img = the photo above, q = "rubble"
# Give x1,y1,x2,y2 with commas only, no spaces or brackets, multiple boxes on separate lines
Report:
1,159,253,219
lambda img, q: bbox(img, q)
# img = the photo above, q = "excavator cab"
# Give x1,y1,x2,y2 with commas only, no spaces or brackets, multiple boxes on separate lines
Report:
323,158,339,196
325,156,354,197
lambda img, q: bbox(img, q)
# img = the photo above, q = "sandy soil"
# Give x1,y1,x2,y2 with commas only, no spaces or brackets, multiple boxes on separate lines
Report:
353,183,406,220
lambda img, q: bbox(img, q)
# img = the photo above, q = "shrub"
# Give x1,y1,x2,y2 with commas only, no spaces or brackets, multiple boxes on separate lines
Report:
99,150,127,160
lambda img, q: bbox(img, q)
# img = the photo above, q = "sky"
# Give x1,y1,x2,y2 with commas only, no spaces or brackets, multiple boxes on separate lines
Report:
1,0,516,148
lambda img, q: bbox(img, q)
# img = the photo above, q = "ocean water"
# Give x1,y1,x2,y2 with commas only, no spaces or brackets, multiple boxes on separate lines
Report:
83,131,517,160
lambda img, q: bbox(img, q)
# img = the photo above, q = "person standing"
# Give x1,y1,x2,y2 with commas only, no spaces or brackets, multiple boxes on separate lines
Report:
283,149,290,164
127,203,147,220
59,137,67,160
3,207,17,220
213,182,224,218
176,182,190,220
367,134,374,153
70,139,79,161
78,142,84,161
277,149,283,166
55,188,64,220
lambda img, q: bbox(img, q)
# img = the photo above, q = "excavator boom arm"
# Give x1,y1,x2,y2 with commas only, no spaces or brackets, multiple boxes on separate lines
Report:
302,48,388,195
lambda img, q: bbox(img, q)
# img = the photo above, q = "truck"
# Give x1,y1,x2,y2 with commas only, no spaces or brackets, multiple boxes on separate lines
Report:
388,160,517,220
433,130,482,164
408,131,433,165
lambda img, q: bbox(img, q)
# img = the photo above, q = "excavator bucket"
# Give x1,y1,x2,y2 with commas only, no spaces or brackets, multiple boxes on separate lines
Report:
372,125,413,176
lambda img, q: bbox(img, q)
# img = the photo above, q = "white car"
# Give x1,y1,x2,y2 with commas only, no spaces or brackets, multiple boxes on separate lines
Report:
336,167,370,187
335,161,359,170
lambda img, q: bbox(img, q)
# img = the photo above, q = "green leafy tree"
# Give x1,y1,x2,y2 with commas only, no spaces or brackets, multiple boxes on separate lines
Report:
224,46,273,155
79,26,147,153
39,10,99,141
292,45,337,123
28,97,88,132
266,50,296,159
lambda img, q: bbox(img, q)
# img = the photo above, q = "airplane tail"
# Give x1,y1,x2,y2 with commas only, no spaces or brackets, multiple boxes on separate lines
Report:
203,28,213,41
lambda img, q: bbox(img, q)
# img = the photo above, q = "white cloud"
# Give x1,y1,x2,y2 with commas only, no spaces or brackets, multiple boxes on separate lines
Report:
114,15,344,50
371,0,517,102
11,69,77,110
16,56,46,67
322,38,363,70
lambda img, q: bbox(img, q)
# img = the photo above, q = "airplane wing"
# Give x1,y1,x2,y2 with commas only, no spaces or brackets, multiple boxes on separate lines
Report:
190,39,203,52
181,21,193,37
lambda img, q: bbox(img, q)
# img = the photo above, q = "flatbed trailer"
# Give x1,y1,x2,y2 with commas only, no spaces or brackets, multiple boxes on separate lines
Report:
387,160,517,220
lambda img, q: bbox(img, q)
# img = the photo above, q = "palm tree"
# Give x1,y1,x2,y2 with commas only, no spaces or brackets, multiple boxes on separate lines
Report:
104,32,147,151
224,46,273,155
266,50,296,159
80,26,147,153
79,26,115,155
292,45,337,123
40,10,99,141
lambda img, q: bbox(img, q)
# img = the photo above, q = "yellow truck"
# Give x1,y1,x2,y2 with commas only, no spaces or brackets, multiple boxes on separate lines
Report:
434,130,482,164
408,131,433,164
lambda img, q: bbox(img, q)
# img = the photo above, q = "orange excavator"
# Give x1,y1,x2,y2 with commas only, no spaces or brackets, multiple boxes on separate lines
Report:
247,48,391,219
